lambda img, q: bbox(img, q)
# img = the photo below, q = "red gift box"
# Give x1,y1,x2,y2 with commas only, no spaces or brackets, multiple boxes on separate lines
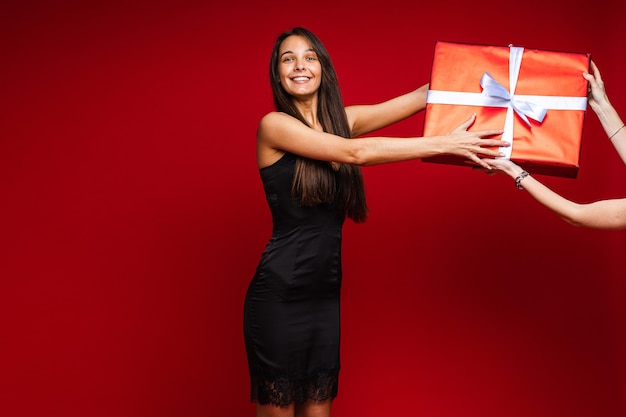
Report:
423,41,590,178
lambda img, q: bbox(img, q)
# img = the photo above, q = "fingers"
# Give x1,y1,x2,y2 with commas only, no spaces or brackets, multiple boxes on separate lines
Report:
449,118,509,163
475,158,510,175
470,129,509,151
467,154,491,170
582,72,594,84
452,113,476,132
457,131,509,159
482,158,509,169
475,129,505,138
481,138,509,147
468,160,500,176
583,71,599,89
584,61,603,90
450,114,502,137
590,60,602,82
477,147,506,158
480,158,524,179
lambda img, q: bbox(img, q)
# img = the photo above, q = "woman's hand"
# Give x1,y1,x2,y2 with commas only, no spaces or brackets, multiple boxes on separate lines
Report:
480,158,525,178
583,60,610,112
442,114,509,169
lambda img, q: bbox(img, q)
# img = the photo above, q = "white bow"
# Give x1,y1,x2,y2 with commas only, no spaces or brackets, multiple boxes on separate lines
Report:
480,72,547,127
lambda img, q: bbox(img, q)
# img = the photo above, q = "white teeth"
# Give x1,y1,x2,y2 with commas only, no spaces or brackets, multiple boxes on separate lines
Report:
292,77,309,81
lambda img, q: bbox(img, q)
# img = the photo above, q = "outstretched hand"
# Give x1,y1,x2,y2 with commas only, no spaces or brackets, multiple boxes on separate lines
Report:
480,157,524,178
444,114,508,170
583,61,609,111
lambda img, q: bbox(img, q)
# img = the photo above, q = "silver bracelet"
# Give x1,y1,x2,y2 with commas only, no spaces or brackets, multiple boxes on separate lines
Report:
515,170,530,190
609,124,625,140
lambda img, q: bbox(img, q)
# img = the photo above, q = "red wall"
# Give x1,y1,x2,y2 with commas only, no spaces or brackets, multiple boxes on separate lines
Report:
2,1,625,416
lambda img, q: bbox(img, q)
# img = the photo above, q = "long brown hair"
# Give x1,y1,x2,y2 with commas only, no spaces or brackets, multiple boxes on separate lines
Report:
269,27,368,223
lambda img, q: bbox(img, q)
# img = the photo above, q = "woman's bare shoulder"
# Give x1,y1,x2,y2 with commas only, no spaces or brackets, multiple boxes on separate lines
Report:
257,112,289,168
257,111,308,143
258,111,292,130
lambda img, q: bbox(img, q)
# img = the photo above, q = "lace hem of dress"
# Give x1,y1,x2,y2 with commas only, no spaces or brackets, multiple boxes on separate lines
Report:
251,368,339,407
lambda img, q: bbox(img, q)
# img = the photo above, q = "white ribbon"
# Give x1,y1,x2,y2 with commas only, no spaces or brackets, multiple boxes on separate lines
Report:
427,46,588,159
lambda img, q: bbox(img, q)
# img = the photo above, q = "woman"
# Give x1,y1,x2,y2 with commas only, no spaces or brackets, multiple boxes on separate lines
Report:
483,61,626,230
243,27,508,417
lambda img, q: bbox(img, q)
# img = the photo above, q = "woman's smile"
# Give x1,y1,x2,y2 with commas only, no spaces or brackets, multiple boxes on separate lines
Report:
278,35,322,97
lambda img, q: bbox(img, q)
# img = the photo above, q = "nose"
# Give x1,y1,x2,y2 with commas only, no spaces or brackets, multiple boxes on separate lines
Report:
295,58,305,70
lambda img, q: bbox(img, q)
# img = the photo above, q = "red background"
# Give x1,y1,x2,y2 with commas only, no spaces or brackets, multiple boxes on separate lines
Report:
2,1,625,416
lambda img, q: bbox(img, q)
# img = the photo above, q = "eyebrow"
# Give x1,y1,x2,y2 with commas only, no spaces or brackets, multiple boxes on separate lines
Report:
280,48,316,58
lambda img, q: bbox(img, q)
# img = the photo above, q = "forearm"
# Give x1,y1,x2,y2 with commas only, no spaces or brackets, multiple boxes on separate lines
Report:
383,86,429,120
494,163,582,225
349,116,505,168
512,171,626,229
591,100,626,164
351,136,445,166
348,84,428,137
516,175,586,226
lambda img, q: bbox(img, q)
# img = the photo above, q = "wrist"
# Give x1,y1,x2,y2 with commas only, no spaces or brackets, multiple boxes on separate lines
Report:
514,170,530,190
609,124,625,140
592,101,621,127
590,97,612,112
506,166,525,179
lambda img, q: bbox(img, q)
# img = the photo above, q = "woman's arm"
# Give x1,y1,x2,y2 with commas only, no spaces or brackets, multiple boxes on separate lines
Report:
584,61,626,164
257,112,506,169
345,84,429,137
483,159,626,230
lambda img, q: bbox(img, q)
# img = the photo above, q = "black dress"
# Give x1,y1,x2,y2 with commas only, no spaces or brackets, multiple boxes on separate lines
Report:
244,152,345,406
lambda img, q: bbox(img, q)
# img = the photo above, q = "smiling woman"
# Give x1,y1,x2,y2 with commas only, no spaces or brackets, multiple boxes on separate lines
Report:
276,37,322,99
243,27,508,417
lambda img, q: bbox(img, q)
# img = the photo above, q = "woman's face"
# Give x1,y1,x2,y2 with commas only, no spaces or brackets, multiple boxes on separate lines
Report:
277,35,322,99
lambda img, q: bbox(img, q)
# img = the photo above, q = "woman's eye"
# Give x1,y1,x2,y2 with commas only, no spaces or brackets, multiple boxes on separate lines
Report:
282,57,293,62
306,56,316,61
